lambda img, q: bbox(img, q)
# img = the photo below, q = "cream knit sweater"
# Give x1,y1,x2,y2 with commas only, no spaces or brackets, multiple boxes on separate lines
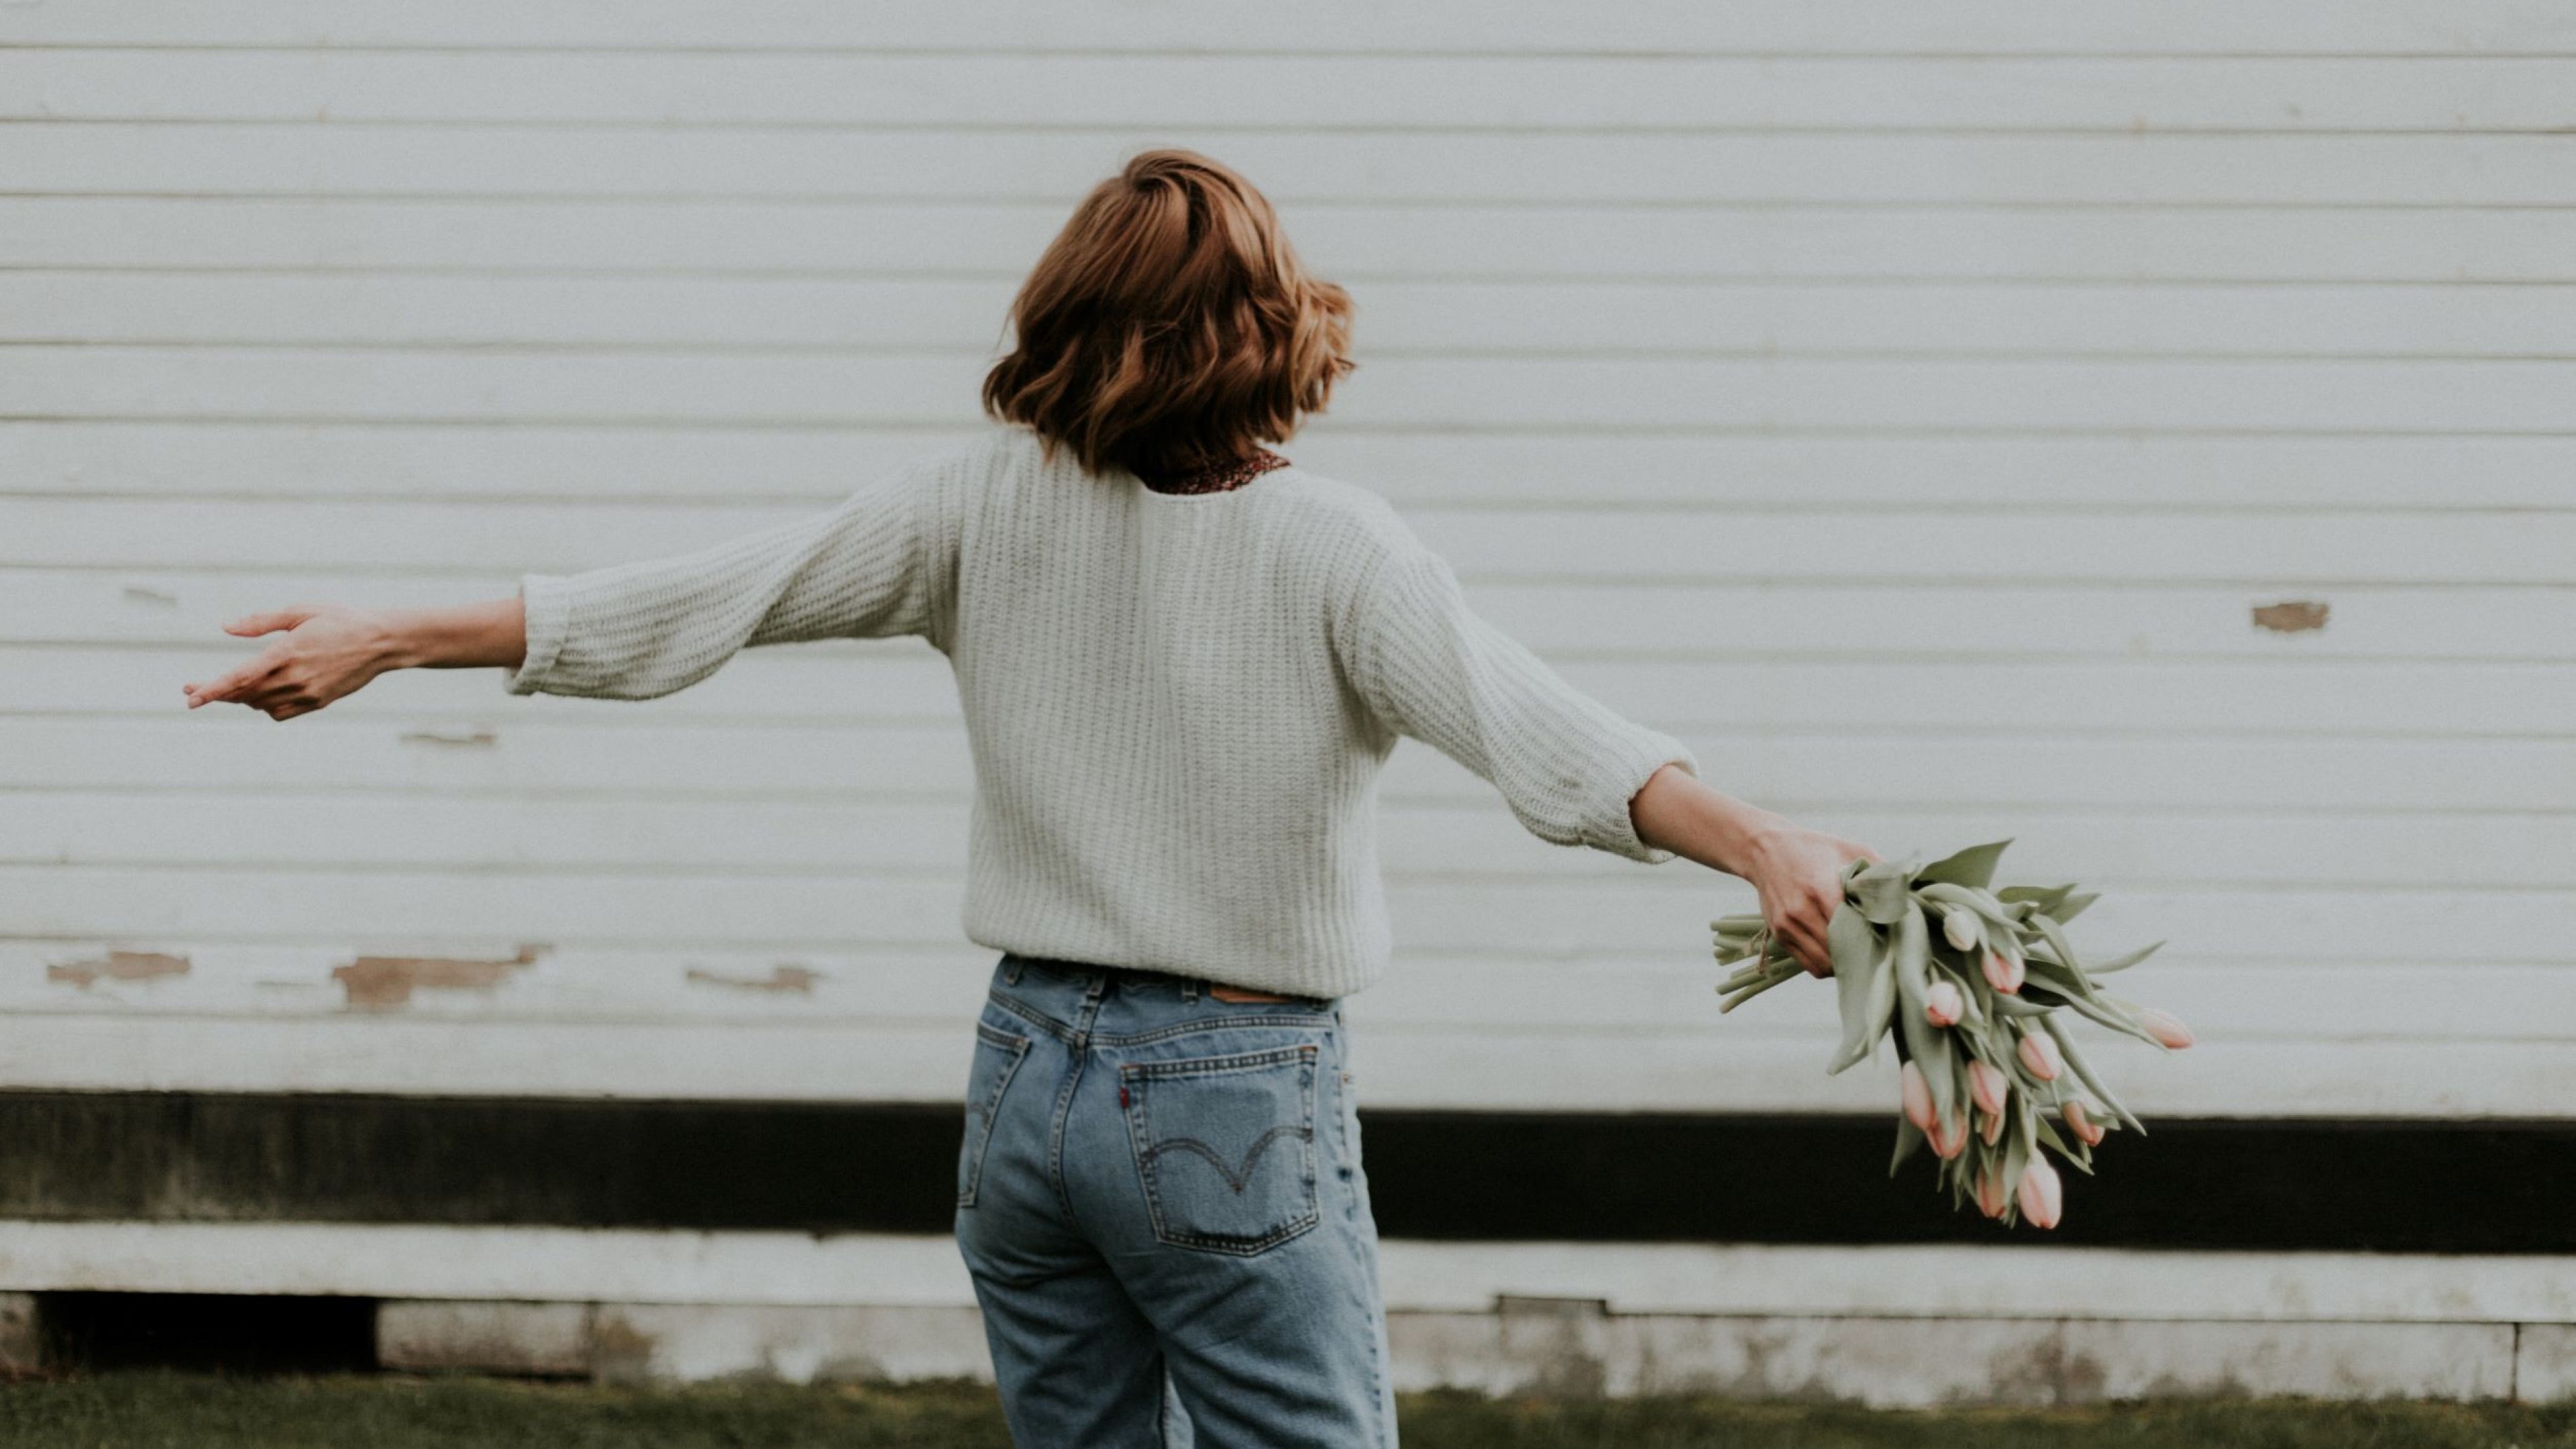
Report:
506,426,1699,998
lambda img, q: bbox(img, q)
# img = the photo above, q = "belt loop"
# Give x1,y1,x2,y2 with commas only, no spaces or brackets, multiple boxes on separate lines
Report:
1002,955,1022,986
1181,978,1200,1004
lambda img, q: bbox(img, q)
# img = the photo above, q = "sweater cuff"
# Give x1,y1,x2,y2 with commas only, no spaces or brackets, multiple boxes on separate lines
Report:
1590,731,1701,865
501,574,572,696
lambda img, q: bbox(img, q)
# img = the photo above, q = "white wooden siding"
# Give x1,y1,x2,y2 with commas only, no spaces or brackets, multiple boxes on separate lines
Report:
2,4,2569,1118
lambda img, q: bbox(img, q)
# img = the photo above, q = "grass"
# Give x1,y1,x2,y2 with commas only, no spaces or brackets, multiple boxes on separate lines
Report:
3,1373,2575,1448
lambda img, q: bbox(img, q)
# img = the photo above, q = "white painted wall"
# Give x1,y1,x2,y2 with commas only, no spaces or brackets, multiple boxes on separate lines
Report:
4,3,2571,1119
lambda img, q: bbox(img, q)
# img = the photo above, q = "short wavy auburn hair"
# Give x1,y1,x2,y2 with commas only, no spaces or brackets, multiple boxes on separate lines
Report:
983,149,1356,480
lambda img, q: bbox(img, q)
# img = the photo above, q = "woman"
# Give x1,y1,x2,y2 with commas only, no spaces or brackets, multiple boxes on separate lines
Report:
182,150,1870,1448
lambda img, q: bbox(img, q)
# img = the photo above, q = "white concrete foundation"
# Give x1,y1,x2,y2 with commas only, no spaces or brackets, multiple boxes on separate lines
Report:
9,1225,2574,1404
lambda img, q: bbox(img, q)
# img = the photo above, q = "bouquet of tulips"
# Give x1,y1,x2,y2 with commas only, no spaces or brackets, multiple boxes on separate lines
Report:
1712,840,2192,1228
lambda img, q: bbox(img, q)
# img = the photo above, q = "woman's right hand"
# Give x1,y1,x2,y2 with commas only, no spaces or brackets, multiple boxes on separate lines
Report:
1737,821,1878,979
182,604,400,720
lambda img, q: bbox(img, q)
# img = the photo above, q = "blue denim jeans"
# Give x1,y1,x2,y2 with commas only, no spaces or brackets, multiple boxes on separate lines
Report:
954,953,1397,1448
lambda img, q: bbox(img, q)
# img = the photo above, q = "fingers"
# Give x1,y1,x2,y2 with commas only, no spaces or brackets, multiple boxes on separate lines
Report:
1770,874,1850,977
182,652,284,710
225,606,319,638
1769,904,1834,977
190,606,329,714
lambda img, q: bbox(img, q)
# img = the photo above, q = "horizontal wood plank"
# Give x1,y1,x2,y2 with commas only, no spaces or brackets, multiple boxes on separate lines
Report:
12,570,2571,662
12,52,2576,131
8,791,2567,888
0,860,2561,961
12,273,2575,359
6,496,2563,584
8,422,2575,508
12,346,2576,434
9,126,2576,206
1,716,2564,810
18,645,2567,735
3,1,2570,57
13,199,2576,285
5,935,2566,1045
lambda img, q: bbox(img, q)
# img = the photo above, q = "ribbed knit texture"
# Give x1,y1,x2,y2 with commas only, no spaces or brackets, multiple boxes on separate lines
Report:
506,426,1700,998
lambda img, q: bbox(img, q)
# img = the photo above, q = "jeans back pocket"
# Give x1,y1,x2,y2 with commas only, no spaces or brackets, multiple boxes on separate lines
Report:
1120,1042,1321,1256
957,1020,1032,1208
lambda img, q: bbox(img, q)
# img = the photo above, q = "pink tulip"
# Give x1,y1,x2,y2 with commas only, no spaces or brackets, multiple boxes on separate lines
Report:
1982,950,2024,995
2016,1031,2064,1082
1974,1167,2010,1219
1978,1106,2006,1144
1927,1110,1966,1160
2017,1159,2064,1229
1900,1061,1936,1132
2137,1008,2195,1050
2062,1099,2107,1147
1925,980,1964,1027
1968,1059,2009,1116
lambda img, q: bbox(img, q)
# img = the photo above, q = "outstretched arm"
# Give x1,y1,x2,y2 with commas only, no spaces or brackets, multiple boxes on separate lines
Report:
182,461,947,720
182,596,525,720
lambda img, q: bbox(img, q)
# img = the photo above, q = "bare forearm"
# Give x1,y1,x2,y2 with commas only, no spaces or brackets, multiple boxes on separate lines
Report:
184,596,525,720
1628,761,1796,879
378,596,527,671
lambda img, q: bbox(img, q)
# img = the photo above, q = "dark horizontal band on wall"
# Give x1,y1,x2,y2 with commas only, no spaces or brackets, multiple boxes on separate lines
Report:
3,1090,2571,1254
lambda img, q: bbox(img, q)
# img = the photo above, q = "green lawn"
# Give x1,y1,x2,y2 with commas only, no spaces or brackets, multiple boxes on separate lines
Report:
3,1375,2574,1449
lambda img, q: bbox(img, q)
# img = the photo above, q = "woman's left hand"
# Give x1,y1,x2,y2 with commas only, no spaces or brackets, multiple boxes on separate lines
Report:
182,604,400,720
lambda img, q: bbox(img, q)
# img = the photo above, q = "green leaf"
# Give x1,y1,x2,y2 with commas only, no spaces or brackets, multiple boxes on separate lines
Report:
2026,914,2106,1002
2031,1113,2073,1157
1826,905,1898,1075
1917,881,2020,931
2036,979,2159,1045
1986,991,2052,1019
2087,941,2165,975
1889,1118,1926,1177
2051,892,2101,923
1999,1112,2031,1225
2042,1014,2145,1134
1997,883,2077,915
1917,839,2013,890
1849,860,1915,925
2020,959,2092,1004
1888,904,1954,1116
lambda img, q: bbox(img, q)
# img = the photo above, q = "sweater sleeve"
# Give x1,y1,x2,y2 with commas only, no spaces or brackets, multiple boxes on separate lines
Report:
1344,536,1701,864
504,464,944,700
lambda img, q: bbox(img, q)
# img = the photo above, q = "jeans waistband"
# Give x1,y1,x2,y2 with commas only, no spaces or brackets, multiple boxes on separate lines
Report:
995,952,1331,1009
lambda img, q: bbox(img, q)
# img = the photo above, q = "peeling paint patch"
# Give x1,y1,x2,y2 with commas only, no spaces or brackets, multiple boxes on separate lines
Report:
2253,600,2330,633
686,963,825,995
334,944,543,1010
48,950,190,989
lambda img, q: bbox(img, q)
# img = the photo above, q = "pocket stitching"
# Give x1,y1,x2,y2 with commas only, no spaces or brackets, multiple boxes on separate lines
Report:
956,1028,1032,1209
1118,1042,1318,1082
1099,1015,1336,1049
1123,1045,1321,1256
